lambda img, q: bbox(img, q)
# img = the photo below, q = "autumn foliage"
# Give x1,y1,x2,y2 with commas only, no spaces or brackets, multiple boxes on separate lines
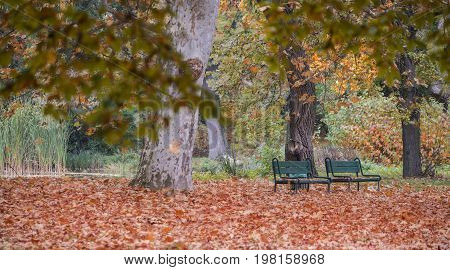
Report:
1,177,448,249
324,96,449,170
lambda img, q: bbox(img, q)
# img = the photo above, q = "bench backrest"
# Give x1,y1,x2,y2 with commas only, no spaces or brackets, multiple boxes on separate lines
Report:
272,159,312,177
325,158,361,175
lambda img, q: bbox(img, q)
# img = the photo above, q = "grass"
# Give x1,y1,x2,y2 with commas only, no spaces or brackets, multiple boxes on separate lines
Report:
192,157,450,190
0,104,68,177
66,151,139,177
359,162,450,189
66,153,449,189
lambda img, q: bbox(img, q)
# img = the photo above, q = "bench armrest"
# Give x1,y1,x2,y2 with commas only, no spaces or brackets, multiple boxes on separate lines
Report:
330,175,352,178
311,176,331,181
360,174,381,180
280,176,302,179
354,158,381,180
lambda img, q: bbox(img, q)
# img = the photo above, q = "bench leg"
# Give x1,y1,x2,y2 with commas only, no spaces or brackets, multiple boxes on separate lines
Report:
357,182,360,191
274,183,277,192
377,181,380,191
347,182,351,191
307,184,310,191
327,183,331,193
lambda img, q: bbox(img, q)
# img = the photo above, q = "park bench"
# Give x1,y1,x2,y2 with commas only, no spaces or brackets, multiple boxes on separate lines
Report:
325,157,381,191
272,158,331,193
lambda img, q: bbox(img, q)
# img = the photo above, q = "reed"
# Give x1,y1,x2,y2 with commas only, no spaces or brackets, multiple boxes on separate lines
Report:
0,104,69,177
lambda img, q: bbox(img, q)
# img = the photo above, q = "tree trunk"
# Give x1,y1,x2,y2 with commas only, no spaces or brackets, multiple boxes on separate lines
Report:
257,2,318,173
284,45,317,174
402,114,422,177
205,117,228,159
203,70,228,159
130,0,220,190
396,53,422,178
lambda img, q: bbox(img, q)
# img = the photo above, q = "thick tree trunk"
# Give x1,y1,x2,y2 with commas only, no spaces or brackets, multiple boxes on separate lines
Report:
206,117,228,159
284,45,317,174
203,76,228,159
256,2,317,172
130,0,219,190
396,53,422,178
402,113,422,177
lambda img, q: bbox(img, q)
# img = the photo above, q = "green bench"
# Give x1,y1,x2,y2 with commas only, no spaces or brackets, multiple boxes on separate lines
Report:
272,158,331,192
325,158,381,191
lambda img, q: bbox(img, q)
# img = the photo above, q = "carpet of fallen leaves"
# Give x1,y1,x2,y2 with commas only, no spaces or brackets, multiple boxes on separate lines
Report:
0,177,449,250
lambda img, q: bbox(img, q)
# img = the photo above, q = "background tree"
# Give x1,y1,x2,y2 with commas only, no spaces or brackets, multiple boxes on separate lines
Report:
203,62,229,160
258,0,449,177
208,1,286,158
257,1,319,173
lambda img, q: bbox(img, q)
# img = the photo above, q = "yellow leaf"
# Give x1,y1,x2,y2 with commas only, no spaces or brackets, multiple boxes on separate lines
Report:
85,127,95,136
293,80,305,88
169,141,180,154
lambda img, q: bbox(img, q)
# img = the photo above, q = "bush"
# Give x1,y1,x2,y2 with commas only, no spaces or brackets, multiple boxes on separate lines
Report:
218,155,240,176
66,151,139,177
313,145,359,170
192,158,221,174
193,156,268,179
255,144,284,176
324,95,449,173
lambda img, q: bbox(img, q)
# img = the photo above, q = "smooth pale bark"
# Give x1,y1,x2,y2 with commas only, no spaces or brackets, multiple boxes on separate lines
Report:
203,72,228,159
428,80,448,111
284,45,318,174
130,0,220,190
396,53,422,178
205,117,228,159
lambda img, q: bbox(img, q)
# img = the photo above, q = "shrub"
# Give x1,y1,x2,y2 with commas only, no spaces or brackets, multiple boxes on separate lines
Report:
66,151,139,177
192,158,221,174
313,145,359,170
255,144,284,176
324,95,449,173
218,155,240,176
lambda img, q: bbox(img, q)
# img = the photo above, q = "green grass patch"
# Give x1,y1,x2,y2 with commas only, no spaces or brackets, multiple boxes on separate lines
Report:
66,151,139,177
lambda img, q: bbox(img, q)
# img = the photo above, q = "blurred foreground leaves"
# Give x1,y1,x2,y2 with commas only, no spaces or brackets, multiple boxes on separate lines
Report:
0,0,204,146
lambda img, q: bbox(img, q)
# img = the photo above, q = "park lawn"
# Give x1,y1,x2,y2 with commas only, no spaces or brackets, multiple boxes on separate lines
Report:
0,177,448,249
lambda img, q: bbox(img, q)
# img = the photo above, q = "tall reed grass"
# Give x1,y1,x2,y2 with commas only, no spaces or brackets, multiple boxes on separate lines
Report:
0,104,69,177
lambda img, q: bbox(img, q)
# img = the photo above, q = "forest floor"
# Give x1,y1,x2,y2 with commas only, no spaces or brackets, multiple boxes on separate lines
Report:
0,177,448,249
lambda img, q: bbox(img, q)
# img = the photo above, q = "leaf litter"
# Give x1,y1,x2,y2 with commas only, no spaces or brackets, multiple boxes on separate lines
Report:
0,178,448,249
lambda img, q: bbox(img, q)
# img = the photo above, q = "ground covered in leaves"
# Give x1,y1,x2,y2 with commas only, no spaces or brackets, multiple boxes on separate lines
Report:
0,177,448,249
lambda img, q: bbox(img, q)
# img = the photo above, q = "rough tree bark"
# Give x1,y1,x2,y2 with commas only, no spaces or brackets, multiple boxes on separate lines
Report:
130,0,220,190
396,53,422,178
284,45,318,174
258,1,318,173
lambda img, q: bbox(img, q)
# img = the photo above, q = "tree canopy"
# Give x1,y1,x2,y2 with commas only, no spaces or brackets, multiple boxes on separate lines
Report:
0,0,204,146
259,0,448,84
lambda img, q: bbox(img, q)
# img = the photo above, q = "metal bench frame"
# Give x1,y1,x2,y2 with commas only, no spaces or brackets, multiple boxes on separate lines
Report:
272,158,331,193
325,157,381,191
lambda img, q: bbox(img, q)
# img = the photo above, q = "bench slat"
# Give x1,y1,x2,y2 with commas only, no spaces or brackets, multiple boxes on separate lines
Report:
330,166,360,173
325,160,360,173
272,160,312,175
